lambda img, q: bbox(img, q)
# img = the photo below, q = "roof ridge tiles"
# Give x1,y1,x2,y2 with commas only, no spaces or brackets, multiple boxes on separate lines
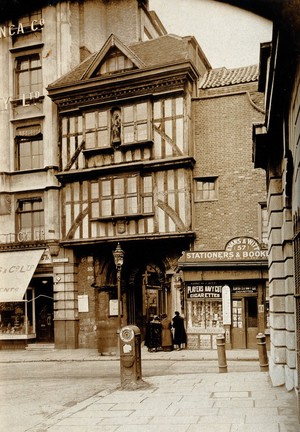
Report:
200,64,259,89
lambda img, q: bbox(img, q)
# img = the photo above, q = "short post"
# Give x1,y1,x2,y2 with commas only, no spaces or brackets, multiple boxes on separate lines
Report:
256,333,269,371
119,325,142,390
216,334,227,373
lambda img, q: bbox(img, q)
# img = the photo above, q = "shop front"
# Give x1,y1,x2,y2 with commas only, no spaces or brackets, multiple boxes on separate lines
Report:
0,249,54,349
179,237,269,350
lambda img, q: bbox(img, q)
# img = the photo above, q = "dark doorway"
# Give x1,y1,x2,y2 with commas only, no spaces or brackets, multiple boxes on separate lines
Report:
127,263,165,340
35,278,54,343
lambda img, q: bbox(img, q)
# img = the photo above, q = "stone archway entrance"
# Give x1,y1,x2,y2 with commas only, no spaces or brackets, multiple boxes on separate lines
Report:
127,263,166,339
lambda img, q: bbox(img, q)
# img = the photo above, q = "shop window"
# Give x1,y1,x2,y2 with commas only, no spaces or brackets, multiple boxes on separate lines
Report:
15,124,43,170
194,177,218,201
16,197,44,241
0,289,34,337
190,299,223,328
15,53,42,99
232,300,243,328
186,282,223,329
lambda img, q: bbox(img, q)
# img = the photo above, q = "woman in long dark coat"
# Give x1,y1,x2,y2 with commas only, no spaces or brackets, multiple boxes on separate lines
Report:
172,311,186,350
145,316,162,352
160,313,173,351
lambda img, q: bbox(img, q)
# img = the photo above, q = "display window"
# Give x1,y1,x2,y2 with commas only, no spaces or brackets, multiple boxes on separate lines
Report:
232,300,243,328
0,288,35,339
190,299,223,328
186,281,223,330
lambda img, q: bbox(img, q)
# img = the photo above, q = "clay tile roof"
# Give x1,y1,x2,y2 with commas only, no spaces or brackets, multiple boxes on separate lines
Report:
49,53,98,87
48,34,196,89
200,64,258,89
129,34,191,66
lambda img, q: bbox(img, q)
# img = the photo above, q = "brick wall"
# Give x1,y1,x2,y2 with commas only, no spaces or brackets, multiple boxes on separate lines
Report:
192,92,266,250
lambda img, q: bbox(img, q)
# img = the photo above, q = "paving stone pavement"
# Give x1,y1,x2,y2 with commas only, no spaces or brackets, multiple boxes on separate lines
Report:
27,371,299,432
1,347,299,431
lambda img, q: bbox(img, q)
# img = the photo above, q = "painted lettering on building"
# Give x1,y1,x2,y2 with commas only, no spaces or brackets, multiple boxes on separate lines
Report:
180,236,268,263
186,282,223,299
0,92,41,110
0,19,45,38
0,264,35,274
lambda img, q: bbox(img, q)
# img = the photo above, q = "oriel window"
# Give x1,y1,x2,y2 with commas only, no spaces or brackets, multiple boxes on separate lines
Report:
91,174,151,218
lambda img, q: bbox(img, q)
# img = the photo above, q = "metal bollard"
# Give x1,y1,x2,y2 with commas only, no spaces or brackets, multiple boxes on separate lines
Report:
216,334,228,373
256,333,269,371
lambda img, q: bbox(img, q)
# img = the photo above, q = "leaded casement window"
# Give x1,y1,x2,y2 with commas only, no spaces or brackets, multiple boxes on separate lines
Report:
85,110,110,149
97,49,134,75
14,53,42,98
194,177,218,201
83,102,150,149
122,102,148,144
15,124,43,170
16,197,44,241
91,174,153,218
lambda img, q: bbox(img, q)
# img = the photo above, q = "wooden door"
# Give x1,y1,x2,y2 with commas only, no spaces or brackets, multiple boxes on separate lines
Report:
246,297,258,348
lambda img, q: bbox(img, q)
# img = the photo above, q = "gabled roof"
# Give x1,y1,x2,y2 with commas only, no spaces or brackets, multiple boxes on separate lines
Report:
200,65,259,89
48,33,208,89
81,34,145,80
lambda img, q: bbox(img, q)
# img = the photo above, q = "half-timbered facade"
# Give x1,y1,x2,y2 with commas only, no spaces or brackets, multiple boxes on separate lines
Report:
0,0,270,354
48,33,210,351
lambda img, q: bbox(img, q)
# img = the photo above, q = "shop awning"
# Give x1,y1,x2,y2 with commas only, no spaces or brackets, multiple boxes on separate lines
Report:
0,249,44,302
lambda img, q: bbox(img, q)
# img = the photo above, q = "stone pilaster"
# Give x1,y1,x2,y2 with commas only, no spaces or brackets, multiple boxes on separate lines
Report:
53,248,79,349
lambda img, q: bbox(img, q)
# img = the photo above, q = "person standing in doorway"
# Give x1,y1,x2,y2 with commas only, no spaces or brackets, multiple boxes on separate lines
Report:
161,313,173,351
145,315,162,352
172,311,187,351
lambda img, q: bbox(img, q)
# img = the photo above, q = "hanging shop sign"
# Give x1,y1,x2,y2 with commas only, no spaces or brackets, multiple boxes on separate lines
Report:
186,282,222,299
179,237,267,263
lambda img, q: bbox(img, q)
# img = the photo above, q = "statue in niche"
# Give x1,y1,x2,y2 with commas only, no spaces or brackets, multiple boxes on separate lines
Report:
111,109,121,146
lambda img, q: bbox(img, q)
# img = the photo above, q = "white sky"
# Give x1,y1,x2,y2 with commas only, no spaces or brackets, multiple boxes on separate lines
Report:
149,0,272,69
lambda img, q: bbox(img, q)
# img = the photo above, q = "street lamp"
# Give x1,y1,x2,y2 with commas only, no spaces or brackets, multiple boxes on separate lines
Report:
113,242,124,331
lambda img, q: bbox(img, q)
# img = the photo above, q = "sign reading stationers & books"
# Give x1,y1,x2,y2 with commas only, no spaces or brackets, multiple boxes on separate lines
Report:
179,236,267,264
